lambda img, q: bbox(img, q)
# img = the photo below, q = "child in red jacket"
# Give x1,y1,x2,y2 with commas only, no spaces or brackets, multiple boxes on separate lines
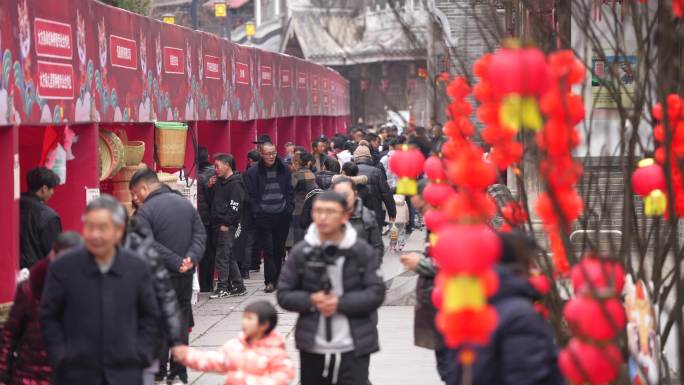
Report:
172,301,295,385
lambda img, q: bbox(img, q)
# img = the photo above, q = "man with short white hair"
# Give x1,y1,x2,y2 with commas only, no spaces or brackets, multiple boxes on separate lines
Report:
41,195,160,385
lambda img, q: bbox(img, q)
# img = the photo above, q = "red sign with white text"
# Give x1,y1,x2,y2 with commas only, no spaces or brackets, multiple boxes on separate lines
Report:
312,75,319,90
236,62,250,85
261,65,273,86
163,46,185,74
205,55,221,80
298,72,307,89
109,35,138,70
323,78,329,91
37,61,75,99
312,92,319,104
34,18,73,60
280,69,291,88
323,94,329,106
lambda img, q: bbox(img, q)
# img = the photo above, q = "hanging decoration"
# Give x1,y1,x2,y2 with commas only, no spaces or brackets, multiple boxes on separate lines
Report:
559,254,626,385
651,94,684,217
533,50,586,275
388,144,425,195
426,75,501,375
631,158,667,216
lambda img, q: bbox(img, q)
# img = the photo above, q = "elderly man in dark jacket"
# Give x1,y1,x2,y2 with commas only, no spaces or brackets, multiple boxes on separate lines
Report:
353,142,396,229
244,142,294,293
446,232,563,385
40,196,160,385
129,169,206,384
278,191,385,385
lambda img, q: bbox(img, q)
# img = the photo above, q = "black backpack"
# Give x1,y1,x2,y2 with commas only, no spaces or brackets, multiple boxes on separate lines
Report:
299,188,324,229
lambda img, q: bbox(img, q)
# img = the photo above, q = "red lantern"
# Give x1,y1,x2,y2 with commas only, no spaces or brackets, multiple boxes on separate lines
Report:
424,155,447,182
528,273,551,296
423,183,455,207
432,285,443,309
436,306,499,347
558,339,622,385
632,158,666,196
570,256,625,296
433,224,501,274
423,209,448,232
563,296,626,341
389,144,426,195
488,47,550,98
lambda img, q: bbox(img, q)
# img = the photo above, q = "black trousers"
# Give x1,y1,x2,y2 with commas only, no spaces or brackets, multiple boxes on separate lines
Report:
214,228,243,290
198,224,215,292
300,351,370,385
254,212,292,286
159,275,193,378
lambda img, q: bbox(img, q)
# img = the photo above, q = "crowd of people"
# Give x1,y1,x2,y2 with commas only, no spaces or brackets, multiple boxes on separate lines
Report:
1,122,564,385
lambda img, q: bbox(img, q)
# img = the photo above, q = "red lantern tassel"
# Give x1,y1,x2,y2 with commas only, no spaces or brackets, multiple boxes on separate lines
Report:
396,177,418,196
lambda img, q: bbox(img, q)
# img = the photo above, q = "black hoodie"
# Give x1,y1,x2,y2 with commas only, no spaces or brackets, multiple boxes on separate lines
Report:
447,268,563,385
209,172,246,228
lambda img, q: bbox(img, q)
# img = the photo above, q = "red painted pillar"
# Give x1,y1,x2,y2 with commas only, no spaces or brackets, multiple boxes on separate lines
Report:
0,125,19,312
311,116,323,140
276,117,295,156
197,121,231,161
257,119,278,148
294,116,311,149
230,120,257,172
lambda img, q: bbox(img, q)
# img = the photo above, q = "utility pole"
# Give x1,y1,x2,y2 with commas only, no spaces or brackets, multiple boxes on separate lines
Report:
191,0,199,30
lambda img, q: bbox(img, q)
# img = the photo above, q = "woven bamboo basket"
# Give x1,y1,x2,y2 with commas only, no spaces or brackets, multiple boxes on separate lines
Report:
155,122,188,168
115,129,146,166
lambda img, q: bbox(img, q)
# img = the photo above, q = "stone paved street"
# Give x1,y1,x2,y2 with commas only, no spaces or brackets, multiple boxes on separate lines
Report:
187,232,442,385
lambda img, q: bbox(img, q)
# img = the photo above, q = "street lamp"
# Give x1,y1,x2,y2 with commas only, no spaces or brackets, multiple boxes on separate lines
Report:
245,20,255,44
162,13,176,24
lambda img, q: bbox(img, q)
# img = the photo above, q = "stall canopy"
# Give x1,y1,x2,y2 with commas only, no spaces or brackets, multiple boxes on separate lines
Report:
0,0,350,126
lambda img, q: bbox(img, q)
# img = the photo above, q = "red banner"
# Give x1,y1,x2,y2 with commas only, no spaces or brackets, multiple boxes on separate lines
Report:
280,69,291,88
37,61,75,100
34,18,73,60
110,35,137,70
205,54,221,80
163,46,185,74
0,0,349,125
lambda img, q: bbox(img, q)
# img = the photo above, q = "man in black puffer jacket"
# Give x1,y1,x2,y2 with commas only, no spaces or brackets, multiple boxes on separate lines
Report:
353,142,396,229
124,218,184,385
208,154,247,298
447,232,564,385
277,191,385,385
130,169,206,384
196,147,216,292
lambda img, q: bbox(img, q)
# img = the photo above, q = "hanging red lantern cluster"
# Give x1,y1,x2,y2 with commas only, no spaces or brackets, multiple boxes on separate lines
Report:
534,50,586,275
432,224,501,347
528,270,551,319
652,94,684,217
389,144,426,195
559,254,626,385
677,0,684,16
422,155,455,208
631,158,667,216
472,52,524,170
429,76,501,354
500,201,529,232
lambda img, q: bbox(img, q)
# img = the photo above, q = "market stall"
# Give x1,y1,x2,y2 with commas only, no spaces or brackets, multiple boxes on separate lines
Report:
0,0,350,316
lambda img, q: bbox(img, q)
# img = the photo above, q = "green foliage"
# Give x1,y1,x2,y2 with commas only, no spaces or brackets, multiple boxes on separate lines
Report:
100,0,150,15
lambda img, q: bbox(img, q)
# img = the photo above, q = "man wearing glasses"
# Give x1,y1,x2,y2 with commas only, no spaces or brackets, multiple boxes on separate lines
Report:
243,142,294,293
